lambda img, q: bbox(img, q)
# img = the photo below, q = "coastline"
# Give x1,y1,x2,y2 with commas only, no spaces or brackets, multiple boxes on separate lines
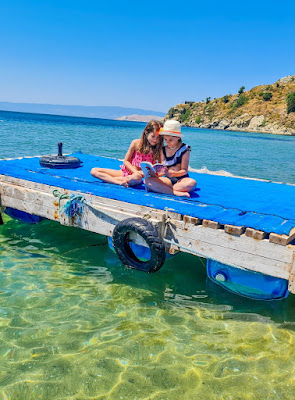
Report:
166,75,295,136
183,120,295,136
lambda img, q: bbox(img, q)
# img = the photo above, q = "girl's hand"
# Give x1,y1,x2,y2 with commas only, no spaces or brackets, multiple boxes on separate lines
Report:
165,169,174,178
156,166,168,177
156,171,165,177
147,167,156,177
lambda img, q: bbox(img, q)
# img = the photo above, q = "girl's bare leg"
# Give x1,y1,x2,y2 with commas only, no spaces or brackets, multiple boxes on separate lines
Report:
144,177,190,197
145,177,173,195
91,168,122,178
91,168,142,187
173,178,197,193
125,172,143,186
91,168,128,186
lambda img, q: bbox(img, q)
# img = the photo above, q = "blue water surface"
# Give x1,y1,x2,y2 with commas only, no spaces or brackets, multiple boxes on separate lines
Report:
1,110,295,399
1,109,295,183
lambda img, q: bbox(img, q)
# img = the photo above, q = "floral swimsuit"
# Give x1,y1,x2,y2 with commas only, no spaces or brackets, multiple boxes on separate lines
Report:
120,151,155,177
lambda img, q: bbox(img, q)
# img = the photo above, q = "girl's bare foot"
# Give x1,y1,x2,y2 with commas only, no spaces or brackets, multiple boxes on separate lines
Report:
125,174,142,186
120,178,129,187
173,190,190,198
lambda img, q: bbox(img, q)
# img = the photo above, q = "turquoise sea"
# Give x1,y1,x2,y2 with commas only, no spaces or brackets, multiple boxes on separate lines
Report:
1,110,295,400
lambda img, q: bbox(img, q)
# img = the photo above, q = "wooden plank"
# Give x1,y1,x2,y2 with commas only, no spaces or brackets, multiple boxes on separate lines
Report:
0,176,293,262
269,228,295,246
224,224,245,236
0,175,294,282
245,227,267,240
0,181,161,238
0,175,182,222
288,251,295,294
0,192,158,238
202,219,222,229
183,215,202,225
164,223,293,280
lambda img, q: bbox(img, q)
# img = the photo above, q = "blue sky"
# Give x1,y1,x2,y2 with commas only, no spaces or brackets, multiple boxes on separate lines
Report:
1,0,294,112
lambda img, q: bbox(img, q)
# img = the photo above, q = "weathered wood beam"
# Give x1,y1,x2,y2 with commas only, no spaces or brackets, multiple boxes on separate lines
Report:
183,215,202,225
1,175,295,284
269,228,295,246
202,219,222,229
224,224,245,236
288,252,295,294
245,227,267,240
164,223,292,280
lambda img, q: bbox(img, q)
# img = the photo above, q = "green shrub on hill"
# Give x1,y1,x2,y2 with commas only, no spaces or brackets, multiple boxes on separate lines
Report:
222,95,231,103
167,107,175,118
206,97,211,104
263,92,272,101
180,109,191,123
195,116,202,124
231,94,248,110
238,86,245,95
287,92,295,114
205,105,215,120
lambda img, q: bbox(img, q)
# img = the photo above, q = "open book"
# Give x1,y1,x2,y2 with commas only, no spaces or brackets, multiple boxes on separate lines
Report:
140,161,166,178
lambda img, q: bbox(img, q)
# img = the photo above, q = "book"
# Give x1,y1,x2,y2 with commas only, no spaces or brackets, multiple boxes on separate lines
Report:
140,161,166,178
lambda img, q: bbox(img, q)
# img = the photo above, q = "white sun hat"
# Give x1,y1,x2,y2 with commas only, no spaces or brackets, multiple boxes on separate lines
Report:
158,119,183,137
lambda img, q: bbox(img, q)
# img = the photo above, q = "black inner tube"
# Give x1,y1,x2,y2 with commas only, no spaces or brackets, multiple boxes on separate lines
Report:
39,142,82,169
112,218,166,273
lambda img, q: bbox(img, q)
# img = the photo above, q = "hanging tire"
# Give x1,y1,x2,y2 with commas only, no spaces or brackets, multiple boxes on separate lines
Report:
112,217,166,273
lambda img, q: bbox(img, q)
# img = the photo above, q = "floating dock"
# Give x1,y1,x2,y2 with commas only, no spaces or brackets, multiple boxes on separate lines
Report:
1,153,295,299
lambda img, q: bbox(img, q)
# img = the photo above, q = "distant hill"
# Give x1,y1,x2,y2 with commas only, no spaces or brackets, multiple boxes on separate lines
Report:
165,75,295,135
0,102,165,120
117,114,163,122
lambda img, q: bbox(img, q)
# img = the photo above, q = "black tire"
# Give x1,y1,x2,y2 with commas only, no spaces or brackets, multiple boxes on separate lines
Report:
112,217,166,273
39,155,82,169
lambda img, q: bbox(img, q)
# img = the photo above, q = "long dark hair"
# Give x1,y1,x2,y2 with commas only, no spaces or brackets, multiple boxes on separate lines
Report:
139,120,163,161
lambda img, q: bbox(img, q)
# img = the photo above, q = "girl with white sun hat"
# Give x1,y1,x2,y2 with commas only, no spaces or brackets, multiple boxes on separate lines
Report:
145,119,196,197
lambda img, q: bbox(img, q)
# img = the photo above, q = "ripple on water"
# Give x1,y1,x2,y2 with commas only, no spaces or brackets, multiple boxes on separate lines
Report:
1,218,295,399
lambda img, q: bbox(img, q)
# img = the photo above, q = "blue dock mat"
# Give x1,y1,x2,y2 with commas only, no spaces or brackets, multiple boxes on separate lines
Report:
1,152,295,236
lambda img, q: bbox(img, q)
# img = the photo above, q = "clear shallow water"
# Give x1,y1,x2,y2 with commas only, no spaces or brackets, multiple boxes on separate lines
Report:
1,111,295,399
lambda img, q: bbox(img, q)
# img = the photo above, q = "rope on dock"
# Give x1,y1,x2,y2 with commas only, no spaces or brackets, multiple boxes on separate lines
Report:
52,189,118,221
52,189,70,207
53,189,85,222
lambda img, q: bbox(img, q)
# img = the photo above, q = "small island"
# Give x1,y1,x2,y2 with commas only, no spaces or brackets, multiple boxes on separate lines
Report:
166,75,295,135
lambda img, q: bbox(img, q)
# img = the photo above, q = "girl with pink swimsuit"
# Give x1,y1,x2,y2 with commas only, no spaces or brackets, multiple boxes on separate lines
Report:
91,120,163,187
